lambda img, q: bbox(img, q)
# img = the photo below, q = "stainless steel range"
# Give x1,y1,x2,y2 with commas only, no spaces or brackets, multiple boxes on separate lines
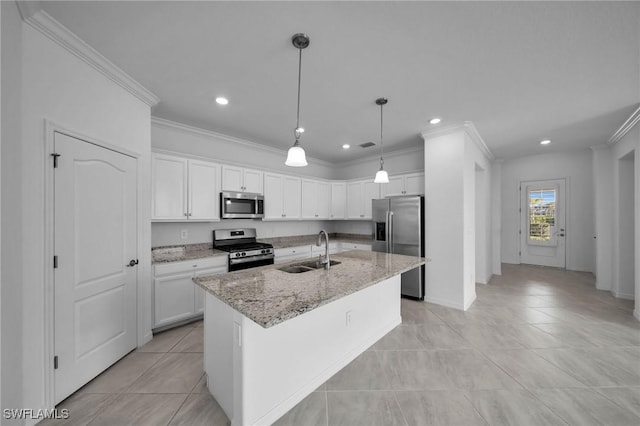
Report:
213,228,274,272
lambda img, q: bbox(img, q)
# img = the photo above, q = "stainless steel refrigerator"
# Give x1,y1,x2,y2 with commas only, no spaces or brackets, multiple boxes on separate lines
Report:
372,196,425,300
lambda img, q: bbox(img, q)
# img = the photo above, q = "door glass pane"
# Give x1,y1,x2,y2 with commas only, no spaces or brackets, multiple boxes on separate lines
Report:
528,188,556,243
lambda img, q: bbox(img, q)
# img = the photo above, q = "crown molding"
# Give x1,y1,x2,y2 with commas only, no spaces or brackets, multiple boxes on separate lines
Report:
421,121,494,161
607,104,640,146
590,143,610,151
19,6,159,107
151,116,333,167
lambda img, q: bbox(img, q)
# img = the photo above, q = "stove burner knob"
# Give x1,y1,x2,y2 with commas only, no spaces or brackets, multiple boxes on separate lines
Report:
235,253,240,257
261,249,265,254
241,252,246,257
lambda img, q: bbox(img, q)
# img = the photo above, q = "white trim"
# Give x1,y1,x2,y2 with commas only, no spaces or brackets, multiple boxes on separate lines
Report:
20,9,159,107
421,121,495,161
43,119,145,410
634,309,640,322
463,292,477,311
608,105,640,146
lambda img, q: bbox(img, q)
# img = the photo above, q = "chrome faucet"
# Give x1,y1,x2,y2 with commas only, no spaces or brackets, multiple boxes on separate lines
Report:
316,229,330,270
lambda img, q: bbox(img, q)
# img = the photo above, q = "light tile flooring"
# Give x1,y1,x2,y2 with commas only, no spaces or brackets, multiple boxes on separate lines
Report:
45,264,640,425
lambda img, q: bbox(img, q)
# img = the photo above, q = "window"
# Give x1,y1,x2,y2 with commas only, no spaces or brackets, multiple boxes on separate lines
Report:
528,188,556,244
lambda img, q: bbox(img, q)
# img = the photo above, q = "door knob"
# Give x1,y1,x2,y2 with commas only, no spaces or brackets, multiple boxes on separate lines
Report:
127,259,139,267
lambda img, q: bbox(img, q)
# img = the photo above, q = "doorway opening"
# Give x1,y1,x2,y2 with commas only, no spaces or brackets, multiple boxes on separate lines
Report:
616,151,635,300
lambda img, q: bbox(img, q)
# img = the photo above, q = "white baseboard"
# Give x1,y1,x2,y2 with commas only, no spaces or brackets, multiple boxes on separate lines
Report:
463,292,477,311
613,291,635,300
634,309,640,322
425,295,465,310
595,281,611,291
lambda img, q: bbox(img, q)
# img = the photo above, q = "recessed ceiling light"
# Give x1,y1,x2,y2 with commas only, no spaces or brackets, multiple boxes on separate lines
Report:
540,139,551,145
429,117,441,125
215,97,229,105
342,144,350,149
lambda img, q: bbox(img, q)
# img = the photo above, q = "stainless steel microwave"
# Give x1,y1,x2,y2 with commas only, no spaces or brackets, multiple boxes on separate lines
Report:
220,192,264,219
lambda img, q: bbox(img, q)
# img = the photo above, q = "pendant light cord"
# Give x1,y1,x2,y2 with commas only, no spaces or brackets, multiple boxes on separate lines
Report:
379,102,384,167
295,47,302,139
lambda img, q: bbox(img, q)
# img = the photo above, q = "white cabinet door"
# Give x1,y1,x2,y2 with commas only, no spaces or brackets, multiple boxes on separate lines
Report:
331,182,346,220
382,176,405,197
283,176,301,219
221,165,244,192
243,168,264,194
301,179,317,219
316,181,331,219
152,154,188,220
264,173,284,219
222,166,263,194
274,245,312,264
194,265,227,314
362,181,380,219
188,160,220,221
347,182,363,219
154,272,196,328
404,173,425,195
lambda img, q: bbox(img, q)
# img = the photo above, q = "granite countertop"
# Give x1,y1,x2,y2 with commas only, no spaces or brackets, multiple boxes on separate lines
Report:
152,233,372,263
152,243,227,263
193,249,427,328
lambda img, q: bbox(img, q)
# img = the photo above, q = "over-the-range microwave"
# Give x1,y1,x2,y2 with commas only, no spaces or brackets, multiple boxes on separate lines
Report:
220,192,264,219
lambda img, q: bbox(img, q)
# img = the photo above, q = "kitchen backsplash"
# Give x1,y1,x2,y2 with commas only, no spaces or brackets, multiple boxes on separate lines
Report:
152,220,374,247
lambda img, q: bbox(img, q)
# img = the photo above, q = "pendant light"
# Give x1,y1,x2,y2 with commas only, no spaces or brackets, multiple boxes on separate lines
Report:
285,33,310,167
373,97,389,183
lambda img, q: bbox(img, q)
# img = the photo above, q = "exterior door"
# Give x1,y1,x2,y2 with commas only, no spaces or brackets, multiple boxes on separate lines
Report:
520,179,566,268
54,132,137,403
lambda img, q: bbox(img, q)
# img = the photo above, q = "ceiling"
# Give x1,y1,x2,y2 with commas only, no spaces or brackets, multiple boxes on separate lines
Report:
40,1,640,163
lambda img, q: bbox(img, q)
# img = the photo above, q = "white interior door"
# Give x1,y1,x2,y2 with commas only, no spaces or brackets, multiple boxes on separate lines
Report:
54,132,137,404
520,179,566,268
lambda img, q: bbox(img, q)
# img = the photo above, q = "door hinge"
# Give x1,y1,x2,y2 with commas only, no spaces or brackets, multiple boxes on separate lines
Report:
51,153,61,168
519,207,521,213
519,251,521,256
54,356,58,369
519,229,522,235
53,255,58,268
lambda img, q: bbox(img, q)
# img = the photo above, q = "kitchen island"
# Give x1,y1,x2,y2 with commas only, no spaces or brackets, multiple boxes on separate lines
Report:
194,249,426,426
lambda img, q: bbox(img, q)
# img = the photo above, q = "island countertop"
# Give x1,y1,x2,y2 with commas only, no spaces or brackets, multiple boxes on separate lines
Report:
193,249,427,328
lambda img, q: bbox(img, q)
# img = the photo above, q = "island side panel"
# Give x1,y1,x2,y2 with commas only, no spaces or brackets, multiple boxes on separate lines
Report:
204,293,236,419
239,274,401,426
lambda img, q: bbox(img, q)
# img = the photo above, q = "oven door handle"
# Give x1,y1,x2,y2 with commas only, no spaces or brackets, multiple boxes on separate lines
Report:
229,254,275,265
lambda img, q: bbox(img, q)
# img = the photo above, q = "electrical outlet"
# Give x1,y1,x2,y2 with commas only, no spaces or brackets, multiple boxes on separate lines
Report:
181,229,188,240
345,310,352,327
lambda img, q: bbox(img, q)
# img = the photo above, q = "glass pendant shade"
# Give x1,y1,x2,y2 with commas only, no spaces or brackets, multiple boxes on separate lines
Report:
374,168,389,183
285,142,308,167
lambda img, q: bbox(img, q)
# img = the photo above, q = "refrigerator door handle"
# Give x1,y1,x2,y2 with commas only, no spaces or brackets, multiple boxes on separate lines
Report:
389,210,394,253
385,210,390,252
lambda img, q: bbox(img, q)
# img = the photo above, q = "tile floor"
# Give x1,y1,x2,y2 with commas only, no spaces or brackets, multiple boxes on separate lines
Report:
45,264,640,425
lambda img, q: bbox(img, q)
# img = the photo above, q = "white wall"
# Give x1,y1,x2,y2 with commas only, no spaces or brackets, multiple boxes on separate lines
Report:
501,149,595,272
490,161,503,276
592,146,614,290
331,147,424,181
1,1,23,417
422,124,493,310
611,125,639,302
152,118,334,180
6,13,153,417
152,220,336,247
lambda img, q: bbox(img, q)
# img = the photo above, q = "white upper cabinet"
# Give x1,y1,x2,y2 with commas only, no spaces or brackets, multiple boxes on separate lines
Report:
347,179,380,220
263,172,301,220
189,160,221,221
152,154,188,220
330,182,346,220
222,165,263,194
152,153,220,221
301,179,331,219
380,172,425,197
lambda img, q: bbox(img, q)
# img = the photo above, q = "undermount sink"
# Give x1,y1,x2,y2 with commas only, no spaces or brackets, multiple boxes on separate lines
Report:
278,260,342,273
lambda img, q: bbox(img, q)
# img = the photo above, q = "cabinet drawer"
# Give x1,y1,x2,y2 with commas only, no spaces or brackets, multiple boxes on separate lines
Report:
311,242,340,255
274,245,311,264
340,243,372,251
154,256,228,277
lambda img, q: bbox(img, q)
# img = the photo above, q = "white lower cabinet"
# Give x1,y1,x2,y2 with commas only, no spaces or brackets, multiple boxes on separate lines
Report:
274,245,312,264
153,257,227,329
339,242,372,251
